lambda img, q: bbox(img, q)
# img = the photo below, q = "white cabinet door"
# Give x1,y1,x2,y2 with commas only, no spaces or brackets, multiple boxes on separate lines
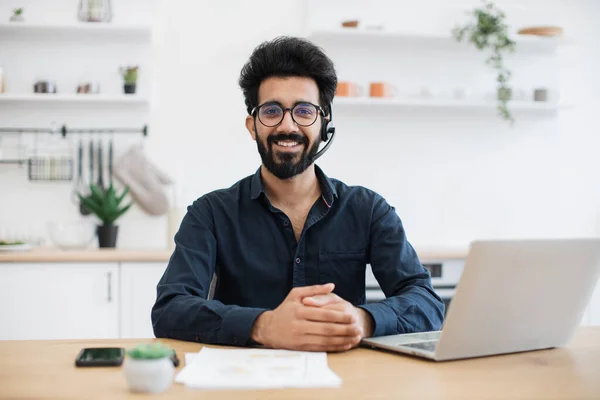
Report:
0,263,119,340
120,262,167,338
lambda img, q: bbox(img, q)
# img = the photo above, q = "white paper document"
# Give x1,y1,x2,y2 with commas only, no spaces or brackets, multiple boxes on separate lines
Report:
175,347,342,390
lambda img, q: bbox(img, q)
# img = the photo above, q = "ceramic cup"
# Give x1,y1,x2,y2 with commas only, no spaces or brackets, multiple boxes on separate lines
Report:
369,82,398,98
533,88,560,103
336,81,363,97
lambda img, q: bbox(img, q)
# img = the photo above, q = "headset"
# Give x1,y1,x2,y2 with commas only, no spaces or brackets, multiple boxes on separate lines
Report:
251,102,336,163
312,103,336,162
320,104,335,142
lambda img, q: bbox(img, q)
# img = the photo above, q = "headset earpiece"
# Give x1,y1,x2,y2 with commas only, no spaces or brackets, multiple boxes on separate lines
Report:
320,105,335,142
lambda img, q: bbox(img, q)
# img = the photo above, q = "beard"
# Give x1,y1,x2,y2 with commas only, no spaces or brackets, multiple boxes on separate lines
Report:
256,132,320,180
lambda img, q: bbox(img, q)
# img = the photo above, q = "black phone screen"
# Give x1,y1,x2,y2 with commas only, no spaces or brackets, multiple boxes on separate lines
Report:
75,347,124,367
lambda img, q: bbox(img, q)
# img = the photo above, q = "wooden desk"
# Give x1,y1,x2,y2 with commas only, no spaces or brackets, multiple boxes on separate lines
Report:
1,328,599,399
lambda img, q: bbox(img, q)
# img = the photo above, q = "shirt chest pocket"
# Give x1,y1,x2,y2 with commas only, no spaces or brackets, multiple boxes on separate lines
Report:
318,250,367,305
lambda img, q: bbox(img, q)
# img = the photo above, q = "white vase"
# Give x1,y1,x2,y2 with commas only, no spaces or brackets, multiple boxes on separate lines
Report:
124,357,174,393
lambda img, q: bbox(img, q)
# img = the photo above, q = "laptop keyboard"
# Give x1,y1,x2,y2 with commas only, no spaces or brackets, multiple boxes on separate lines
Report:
400,340,438,352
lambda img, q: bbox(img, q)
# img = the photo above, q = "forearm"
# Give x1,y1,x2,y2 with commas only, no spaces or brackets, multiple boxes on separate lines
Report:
359,282,444,336
152,291,268,346
366,196,446,336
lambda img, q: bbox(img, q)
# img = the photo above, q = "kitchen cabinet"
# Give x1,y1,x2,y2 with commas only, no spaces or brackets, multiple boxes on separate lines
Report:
0,262,119,340
120,262,168,338
1,257,597,340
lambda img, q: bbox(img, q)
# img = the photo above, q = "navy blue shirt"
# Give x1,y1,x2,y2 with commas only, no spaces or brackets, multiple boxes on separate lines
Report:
151,165,444,346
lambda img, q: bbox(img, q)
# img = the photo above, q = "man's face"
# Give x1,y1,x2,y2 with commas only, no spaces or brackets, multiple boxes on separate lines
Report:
246,76,323,180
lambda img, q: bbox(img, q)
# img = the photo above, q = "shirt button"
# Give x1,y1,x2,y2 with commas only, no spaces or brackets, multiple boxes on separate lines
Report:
295,258,301,264
283,220,289,226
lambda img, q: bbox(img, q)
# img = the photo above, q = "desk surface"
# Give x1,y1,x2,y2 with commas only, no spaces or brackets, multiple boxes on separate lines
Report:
1,327,599,400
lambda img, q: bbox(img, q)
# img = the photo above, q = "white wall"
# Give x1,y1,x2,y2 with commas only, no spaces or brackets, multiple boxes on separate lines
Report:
307,0,600,246
0,0,158,247
1,0,599,250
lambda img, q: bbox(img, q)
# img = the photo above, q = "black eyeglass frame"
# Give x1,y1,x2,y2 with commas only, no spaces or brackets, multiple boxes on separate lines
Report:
250,101,327,127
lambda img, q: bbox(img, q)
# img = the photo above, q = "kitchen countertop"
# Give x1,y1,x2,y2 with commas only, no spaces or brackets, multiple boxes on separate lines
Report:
0,246,468,263
0,247,173,263
416,247,468,261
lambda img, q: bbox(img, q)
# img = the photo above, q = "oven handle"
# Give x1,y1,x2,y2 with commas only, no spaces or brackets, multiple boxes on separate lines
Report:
434,288,456,299
365,287,456,302
365,290,386,301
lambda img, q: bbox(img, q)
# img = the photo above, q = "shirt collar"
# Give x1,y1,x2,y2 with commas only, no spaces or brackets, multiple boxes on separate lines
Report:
250,167,265,200
315,165,337,207
250,165,338,206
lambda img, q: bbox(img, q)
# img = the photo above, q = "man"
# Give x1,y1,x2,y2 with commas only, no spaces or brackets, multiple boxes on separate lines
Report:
151,36,444,352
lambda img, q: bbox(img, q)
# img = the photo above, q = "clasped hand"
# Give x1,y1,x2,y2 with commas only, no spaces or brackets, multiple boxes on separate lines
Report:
251,283,374,352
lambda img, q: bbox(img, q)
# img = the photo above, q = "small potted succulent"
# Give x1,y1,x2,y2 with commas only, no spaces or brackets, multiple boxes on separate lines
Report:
124,343,175,394
10,8,24,22
77,183,132,248
119,66,139,94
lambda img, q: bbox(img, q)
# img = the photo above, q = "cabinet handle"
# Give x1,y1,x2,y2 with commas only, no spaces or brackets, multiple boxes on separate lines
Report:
107,271,112,303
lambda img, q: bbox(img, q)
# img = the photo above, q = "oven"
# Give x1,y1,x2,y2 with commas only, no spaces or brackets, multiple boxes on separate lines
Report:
365,259,464,316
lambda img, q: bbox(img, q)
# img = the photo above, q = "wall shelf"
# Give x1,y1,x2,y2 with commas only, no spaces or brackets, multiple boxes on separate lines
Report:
0,159,28,165
307,29,573,53
0,93,149,105
332,97,571,112
0,22,151,38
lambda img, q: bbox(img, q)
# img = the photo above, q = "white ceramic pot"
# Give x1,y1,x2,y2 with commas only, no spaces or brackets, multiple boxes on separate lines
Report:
124,357,174,393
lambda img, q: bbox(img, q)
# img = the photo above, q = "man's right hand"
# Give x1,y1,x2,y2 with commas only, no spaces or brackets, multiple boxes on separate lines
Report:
250,283,362,352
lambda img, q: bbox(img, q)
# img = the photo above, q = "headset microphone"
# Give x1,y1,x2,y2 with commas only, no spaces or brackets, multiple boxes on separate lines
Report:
311,104,336,163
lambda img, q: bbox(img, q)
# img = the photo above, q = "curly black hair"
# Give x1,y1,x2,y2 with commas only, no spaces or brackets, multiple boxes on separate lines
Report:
238,36,337,116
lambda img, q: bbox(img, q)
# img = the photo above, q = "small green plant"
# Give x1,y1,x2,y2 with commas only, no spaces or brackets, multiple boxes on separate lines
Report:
0,240,24,245
452,0,516,123
78,183,133,226
13,8,23,16
119,66,139,84
127,343,172,360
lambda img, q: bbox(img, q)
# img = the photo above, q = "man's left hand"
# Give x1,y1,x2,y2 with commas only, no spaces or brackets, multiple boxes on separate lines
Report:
302,293,374,344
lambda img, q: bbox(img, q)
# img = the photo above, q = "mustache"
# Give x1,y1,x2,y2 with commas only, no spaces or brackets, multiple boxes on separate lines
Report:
267,133,308,146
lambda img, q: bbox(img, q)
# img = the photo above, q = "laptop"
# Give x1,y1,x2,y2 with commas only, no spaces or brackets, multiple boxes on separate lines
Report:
361,239,600,361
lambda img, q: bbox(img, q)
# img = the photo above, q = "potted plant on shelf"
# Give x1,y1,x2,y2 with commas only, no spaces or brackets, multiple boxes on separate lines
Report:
78,183,133,248
119,66,139,94
124,343,175,394
452,0,516,123
10,8,24,22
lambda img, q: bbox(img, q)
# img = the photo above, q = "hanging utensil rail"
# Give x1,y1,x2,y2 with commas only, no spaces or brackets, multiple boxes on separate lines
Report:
0,124,148,137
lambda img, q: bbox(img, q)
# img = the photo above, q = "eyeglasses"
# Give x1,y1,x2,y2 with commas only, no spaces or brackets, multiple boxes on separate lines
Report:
251,102,325,127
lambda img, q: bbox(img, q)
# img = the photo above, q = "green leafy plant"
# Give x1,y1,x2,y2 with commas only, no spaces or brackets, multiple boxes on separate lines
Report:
127,343,173,360
0,240,24,245
78,183,133,226
13,8,23,16
452,1,516,123
119,66,139,85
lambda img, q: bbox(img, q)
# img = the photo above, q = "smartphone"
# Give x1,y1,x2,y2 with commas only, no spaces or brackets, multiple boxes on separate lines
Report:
75,347,124,367
170,349,180,367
